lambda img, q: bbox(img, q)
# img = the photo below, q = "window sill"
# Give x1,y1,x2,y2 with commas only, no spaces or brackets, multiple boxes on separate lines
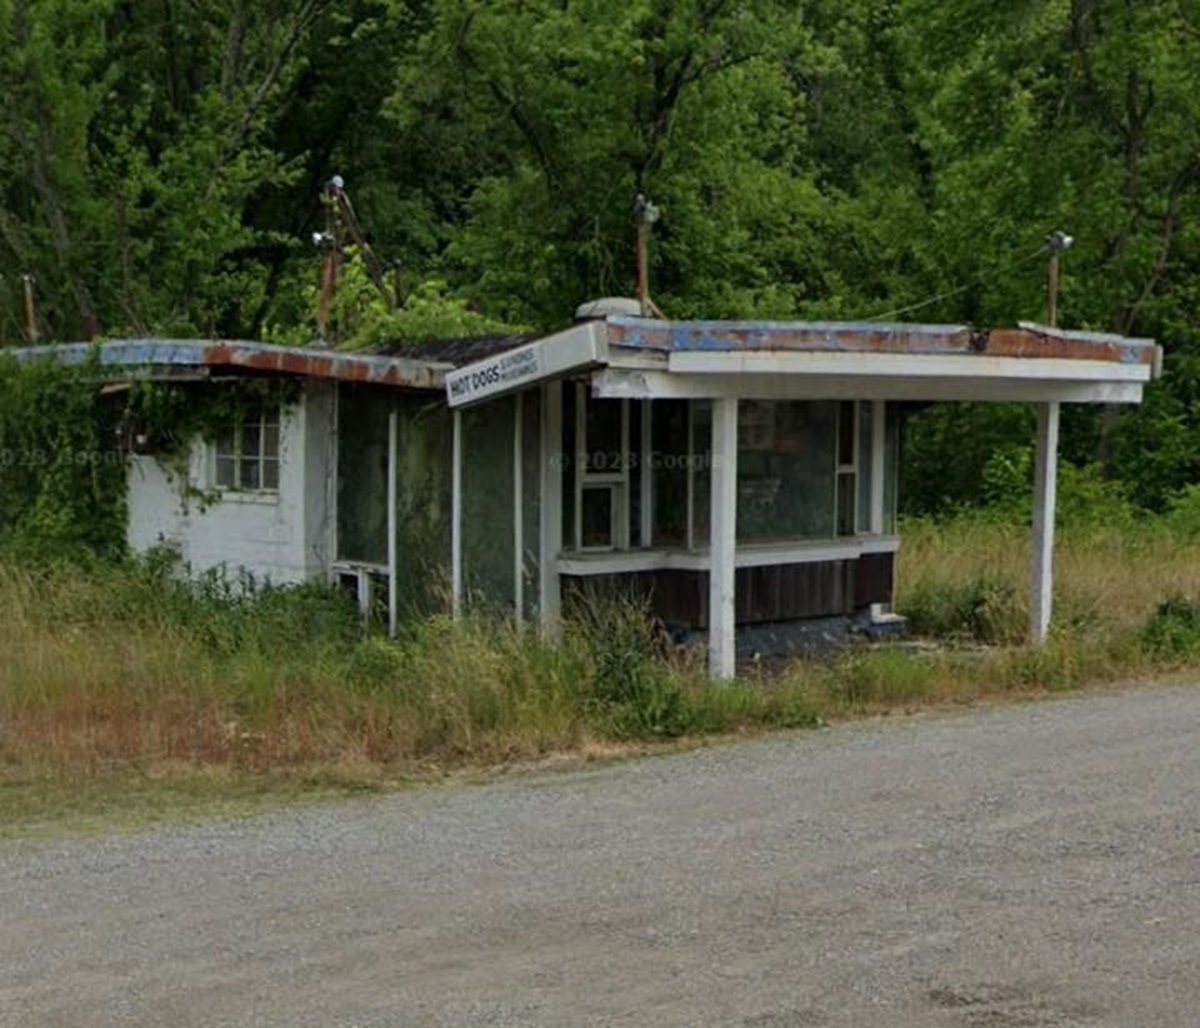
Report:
211,489,280,507
557,535,899,576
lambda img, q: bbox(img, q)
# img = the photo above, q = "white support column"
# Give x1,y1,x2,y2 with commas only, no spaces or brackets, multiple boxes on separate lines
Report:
869,400,887,620
451,409,463,620
1031,401,1060,645
387,409,399,637
513,393,524,623
539,382,563,638
708,397,739,679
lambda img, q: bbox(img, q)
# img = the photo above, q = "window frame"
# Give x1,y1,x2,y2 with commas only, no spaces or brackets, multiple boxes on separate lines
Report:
212,403,282,496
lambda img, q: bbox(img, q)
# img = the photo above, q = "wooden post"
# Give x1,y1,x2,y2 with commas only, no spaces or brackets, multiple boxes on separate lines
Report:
451,409,463,619
1031,401,1060,644
539,382,563,638
708,397,738,679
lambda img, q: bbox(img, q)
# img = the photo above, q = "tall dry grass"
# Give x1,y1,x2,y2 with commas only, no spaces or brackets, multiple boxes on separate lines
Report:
0,563,820,781
4,513,1200,787
897,516,1200,641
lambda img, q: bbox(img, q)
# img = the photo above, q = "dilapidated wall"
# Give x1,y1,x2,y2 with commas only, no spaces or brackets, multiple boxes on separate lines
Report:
126,380,334,585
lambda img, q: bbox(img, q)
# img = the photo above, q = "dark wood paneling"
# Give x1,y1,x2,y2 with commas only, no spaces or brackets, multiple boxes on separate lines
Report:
854,552,895,608
562,553,895,631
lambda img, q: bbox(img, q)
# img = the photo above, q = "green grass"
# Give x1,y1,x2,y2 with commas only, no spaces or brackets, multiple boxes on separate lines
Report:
0,771,400,844
4,513,1200,839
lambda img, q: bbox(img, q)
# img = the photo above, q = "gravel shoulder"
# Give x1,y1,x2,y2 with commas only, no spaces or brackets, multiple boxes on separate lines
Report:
3,682,1199,1028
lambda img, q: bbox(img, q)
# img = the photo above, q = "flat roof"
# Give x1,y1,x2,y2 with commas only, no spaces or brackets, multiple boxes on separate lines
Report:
447,317,1163,408
7,339,453,390
9,315,1162,408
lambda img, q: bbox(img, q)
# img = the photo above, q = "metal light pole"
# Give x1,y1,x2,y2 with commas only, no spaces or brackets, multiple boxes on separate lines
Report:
1046,230,1074,328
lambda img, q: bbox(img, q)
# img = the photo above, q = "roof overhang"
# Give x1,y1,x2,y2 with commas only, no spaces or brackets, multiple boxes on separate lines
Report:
444,316,1160,407
9,339,452,391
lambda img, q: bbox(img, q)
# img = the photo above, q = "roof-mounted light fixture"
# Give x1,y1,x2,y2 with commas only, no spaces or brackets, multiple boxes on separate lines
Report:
1046,230,1074,327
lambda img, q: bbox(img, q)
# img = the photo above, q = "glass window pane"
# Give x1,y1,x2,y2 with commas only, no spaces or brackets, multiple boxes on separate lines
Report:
691,401,712,545
462,398,516,611
215,432,236,461
737,401,836,543
837,472,856,537
262,458,280,491
838,401,856,468
336,385,391,564
240,458,261,491
884,414,900,534
857,402,873,533
651,400,689,548
584,398,623,472
581,485,614,549
241,420,261,461
263,422,280,460
215,455,236,489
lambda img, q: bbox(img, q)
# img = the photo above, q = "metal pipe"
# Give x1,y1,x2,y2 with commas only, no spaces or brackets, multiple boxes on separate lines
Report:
22,275,38,343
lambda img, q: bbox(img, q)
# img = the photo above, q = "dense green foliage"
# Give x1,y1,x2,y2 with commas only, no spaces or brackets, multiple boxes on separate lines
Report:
2,1,1199,510
0,353,126,561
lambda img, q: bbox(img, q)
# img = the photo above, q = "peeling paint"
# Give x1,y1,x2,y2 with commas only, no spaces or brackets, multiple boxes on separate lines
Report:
605,317,1160,371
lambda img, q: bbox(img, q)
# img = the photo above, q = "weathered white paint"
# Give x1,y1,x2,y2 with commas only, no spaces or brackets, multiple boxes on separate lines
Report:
668,350,1152,383
557,534,900,577
513,392,524,622
591,369,1145,405
125,381,335,586
387,408,398,637
1031,401,1060,644
869,400,888,621
708,396,738,680
451,408,463,619
539,381,564,637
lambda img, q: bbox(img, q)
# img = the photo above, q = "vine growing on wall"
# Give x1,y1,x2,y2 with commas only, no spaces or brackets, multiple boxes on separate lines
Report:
0,352,302,565
0,353,127,563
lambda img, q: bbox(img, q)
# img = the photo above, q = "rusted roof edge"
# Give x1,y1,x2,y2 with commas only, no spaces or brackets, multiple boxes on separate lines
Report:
605,317,1160,369
5,339,454,390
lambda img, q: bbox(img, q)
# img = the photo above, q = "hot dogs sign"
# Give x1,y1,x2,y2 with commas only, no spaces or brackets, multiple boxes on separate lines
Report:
445,323,603,407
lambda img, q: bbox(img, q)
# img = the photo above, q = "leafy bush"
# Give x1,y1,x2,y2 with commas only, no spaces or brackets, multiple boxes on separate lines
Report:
1140,595,1200,660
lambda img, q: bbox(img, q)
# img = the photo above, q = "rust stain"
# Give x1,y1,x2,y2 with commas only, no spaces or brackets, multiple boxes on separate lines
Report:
607,320,1158,366
199,344,445,390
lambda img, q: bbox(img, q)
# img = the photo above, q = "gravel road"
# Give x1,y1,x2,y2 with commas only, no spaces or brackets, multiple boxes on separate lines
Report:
3,683,1199,1028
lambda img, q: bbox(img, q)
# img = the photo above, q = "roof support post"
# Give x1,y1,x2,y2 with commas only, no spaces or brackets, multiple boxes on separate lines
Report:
513,393,524,623
869,400,888,620
539,382,563,639
451,408,463,619
387,409,398,637
1031,401,1060,644
708,397,739,679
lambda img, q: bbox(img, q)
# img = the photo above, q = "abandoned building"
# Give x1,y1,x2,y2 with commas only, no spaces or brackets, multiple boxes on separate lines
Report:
22,312,1162,677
